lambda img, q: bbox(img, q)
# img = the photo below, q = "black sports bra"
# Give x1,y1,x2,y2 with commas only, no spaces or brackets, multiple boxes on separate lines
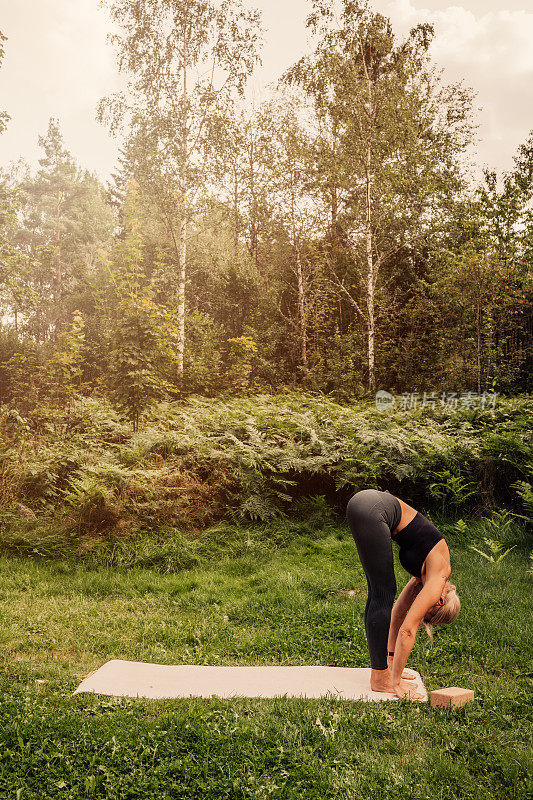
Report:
392,512,444,578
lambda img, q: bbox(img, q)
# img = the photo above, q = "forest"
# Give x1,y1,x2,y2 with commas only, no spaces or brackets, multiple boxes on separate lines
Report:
0,0,531,433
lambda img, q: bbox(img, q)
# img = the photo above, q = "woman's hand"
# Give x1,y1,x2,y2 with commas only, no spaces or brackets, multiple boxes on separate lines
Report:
393,679,425,700
387,656,417,681
400,667,418,681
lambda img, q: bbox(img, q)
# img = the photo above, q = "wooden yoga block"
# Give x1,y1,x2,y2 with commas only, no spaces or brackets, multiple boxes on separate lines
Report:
430,687,475,707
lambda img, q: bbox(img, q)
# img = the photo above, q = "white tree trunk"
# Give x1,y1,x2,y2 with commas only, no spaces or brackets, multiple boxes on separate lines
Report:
365,144,375,392
296,247,307,365
290,166,307,365
176,206,186,378
361,37,376,393
176,25,189,381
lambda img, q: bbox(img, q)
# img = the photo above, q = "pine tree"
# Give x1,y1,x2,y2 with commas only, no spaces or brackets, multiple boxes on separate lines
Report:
20,119,114,342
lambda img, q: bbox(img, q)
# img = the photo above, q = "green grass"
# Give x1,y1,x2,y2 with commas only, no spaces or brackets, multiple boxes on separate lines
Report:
1,521,532,799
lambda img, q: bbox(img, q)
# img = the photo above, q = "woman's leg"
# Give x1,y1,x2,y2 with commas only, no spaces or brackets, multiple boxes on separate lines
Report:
346,493,397,673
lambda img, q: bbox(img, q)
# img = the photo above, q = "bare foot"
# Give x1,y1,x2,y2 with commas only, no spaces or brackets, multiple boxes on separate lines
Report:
371,669,421,696
370,668,395,693
371,680,394,693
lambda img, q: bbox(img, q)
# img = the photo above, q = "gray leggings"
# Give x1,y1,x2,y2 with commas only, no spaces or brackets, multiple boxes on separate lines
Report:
345,489,401,669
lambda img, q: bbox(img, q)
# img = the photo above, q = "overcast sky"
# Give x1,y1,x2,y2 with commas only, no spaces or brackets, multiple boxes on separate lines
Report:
1,0,532,185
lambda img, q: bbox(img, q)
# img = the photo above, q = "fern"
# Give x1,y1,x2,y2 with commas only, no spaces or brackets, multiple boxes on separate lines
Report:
3,393,532,544
469,538,516,564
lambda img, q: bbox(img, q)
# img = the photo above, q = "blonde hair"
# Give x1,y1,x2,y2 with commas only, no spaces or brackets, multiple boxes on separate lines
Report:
420,583,460,645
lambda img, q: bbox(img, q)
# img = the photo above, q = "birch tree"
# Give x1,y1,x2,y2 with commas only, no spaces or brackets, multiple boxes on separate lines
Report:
98,0,261,383
286,0,475,391
259,98,319,367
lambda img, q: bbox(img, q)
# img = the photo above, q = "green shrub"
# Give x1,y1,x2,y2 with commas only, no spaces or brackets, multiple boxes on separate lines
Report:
1,392,531,552
0,516,80,559
63,477,121,533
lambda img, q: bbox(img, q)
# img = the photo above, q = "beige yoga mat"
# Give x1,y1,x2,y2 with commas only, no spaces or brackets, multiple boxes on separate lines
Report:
73,660,428,702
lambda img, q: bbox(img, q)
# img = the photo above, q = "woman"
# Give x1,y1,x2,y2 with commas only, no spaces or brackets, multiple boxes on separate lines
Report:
346,488,460,699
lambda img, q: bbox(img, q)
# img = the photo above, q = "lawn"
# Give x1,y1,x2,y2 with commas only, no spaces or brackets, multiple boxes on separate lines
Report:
1,520,531,800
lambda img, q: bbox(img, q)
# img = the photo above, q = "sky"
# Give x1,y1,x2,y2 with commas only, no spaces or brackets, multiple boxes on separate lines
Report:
0,0,532,185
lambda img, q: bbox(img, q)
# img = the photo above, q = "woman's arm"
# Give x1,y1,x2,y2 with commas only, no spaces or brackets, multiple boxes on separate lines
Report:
387,577,422,655
390,575,447,690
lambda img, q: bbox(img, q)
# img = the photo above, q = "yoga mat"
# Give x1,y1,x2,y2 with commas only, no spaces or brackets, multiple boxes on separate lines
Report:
73,660,428,702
